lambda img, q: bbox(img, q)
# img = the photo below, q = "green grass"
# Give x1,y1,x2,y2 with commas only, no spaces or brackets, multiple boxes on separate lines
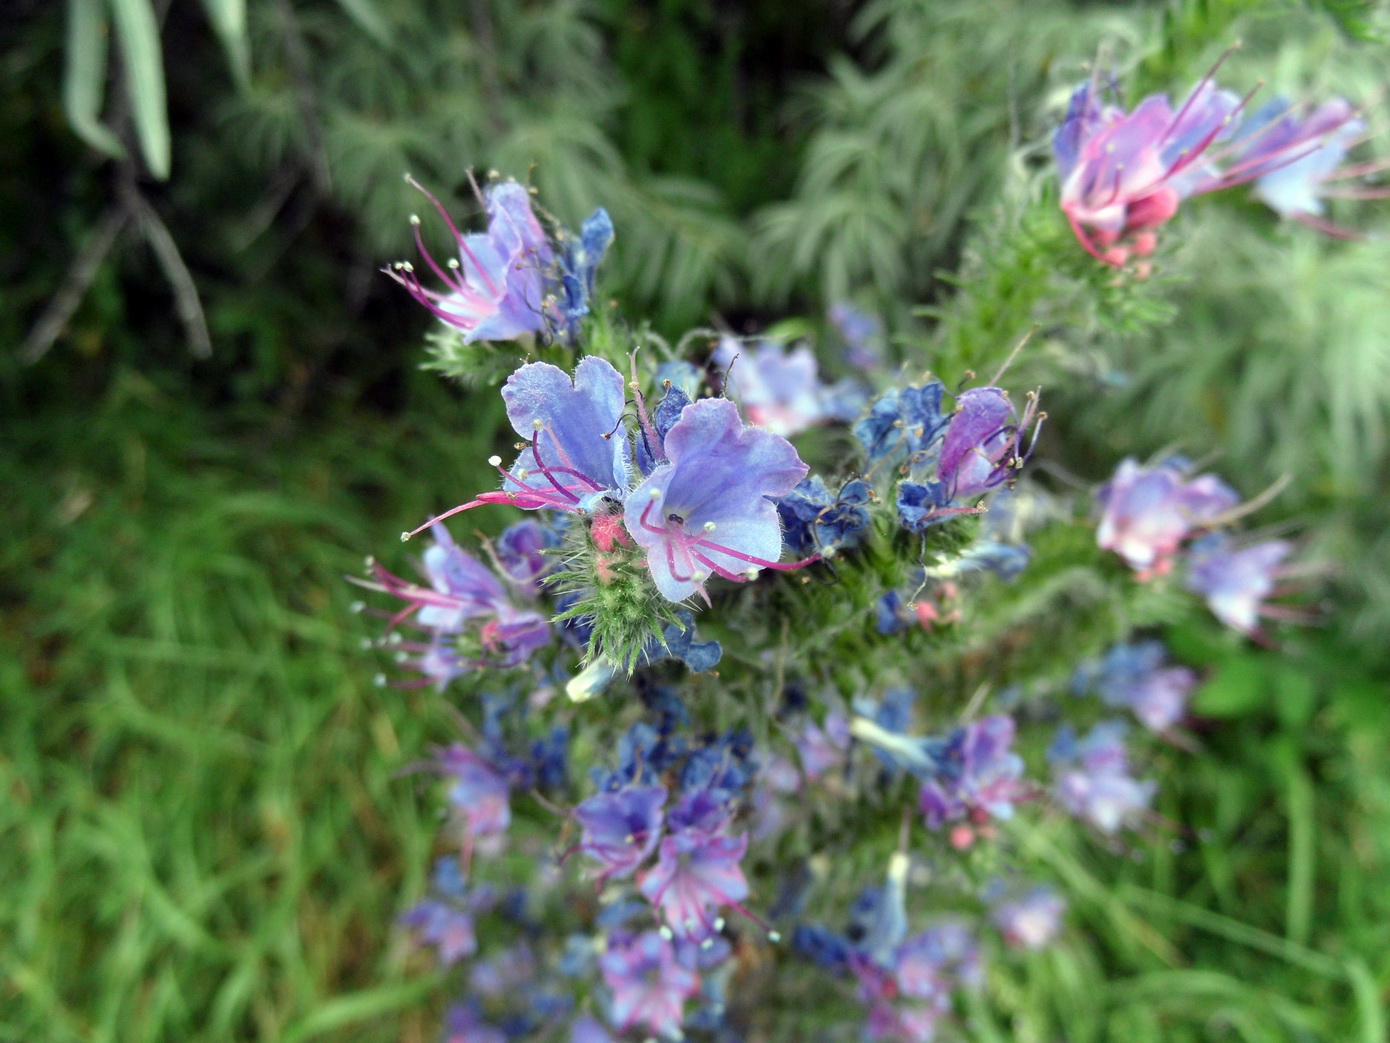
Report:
2,371,1387,1042
0,371,503,1042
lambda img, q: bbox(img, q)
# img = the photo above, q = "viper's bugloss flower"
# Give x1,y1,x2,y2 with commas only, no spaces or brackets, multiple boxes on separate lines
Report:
405,358,632,540
914,715,1030,833
555,207,615,339
1185,534,1294,635
355,523,552,685
937,387,1043,500
639,828,751,943
569,1015,615,1043
1231,98,1377,226
988,885,1065,951
1055,74,1246,265
436,744,512,839
501,357,633,510
776,475,873,557
713,336,865,437
569,1015,614,1043
1077,640,1196,732
1050,721,1156,833
444,1005,508,1043
391,180,553,343
894,922,983,1000
794,714,851,783
599,930,700,1040
829,302,886,369
624,397,811,602
855,382,951,470
573,785,667,883
1096,458,1239,577
402,856,490,966
493,518,562,596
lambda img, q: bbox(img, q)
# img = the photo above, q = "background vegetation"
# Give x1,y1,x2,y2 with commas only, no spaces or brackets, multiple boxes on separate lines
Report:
3,0,1388,1040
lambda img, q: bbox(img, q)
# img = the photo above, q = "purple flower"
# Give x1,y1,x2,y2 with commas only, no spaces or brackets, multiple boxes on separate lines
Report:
402,857,489,966
569,1015,615,1043
794,715,851,783
914,716,1030,832
469,943,536,996
1229,98,1371,223
500,357,632,511
937,387,1042,500
713,336,863,436
493,519,561,596
990,886,1065,951
599,930,700,1040
1081,641,1196,733
1185,534,1294,635
829,302,885,369
403,358,632,540
1095,458,1239,577
573,785,667,883
436,744,512,839
1055,74,1245,264
391,180,553,343
1050,722,1156,834
624,397,810,602
355,523,553,685
444,1006,508,1043
894,922,983,1000
639,829,751,942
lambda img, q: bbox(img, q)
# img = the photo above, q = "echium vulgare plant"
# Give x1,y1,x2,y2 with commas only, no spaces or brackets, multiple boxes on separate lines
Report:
354,131,1334,1039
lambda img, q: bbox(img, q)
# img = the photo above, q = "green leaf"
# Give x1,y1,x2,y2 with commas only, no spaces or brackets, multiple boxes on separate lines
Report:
330,0,393,47
197,0,249,88
1274,668,1317,728
1192,654,1268,718
107,0,169,179
63,0,125,160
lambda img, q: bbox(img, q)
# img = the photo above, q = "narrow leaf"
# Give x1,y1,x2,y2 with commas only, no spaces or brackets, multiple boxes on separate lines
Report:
107,0,170,179
330,0,392,47
197,0,250,87
63,0,125,159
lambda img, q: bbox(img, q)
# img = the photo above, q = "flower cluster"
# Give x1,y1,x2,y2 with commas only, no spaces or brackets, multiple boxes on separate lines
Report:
1055,65,1380,266
1095,457,1301,637
360,143,1323,1042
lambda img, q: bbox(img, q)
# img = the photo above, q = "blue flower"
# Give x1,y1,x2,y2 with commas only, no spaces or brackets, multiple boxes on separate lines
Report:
391,180,553,343
1050,721,1156,833
624,397,810,602
895,480,953,532
1185,534,1294,636
573,784,667,883
1231,98,1366,220
556,207,615,338
501,356,633,511
1077,641,1196,733
915,715,1029,832
854,382,950,470
713,336,862,437
828,302,885,369
777,475,873,557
